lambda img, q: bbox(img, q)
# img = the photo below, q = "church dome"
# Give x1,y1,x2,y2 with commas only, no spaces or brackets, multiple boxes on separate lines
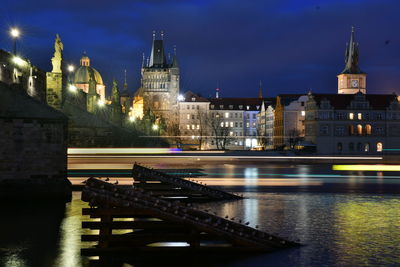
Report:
73,55,104,85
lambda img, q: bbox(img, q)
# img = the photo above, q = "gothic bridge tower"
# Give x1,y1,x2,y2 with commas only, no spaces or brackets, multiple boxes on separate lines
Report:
139,31,180,119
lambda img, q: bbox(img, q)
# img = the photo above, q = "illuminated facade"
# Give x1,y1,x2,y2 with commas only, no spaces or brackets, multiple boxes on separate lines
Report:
305,92,400,154
133,32,179,120
71,54,106,101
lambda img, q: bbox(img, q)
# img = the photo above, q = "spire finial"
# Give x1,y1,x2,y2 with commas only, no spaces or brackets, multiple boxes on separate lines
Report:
259,80,263,99
152,30,156,40
161,30,164,40
173,45,177,55
216,81,220,99
124,69,127,84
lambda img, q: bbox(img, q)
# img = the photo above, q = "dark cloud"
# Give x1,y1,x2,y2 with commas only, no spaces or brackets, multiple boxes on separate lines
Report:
1,0,400,97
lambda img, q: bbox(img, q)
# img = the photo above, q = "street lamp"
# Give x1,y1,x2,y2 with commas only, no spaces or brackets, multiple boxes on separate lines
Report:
98,99,105,107
10,27,20,55
129,116,136,122
68,84,77,93
177,94,185,101
67,65,75,72
152,124,159,131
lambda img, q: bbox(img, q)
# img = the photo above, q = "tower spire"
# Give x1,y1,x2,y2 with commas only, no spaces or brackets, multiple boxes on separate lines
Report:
216,82,220,99
124,69,128,91
258,80,263,98
342,26,362,74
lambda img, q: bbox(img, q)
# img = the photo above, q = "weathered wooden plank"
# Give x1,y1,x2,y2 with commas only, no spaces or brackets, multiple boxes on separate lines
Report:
82,220,187,230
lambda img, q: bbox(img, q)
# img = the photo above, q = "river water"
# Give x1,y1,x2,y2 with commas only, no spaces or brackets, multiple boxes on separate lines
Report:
0,164,399,266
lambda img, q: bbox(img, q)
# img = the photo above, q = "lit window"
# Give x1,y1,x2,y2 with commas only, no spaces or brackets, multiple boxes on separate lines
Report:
358,113,362,120
349,113,354,120
365,124,371,135
225,112,229,118
229,131,233,136
230,122,233,127
246,122,250,128
225,121,229,127
377,142,383,152
220,122,224,127
357,124,362,135
301,111,305,116
186,114,190,119
197,124,200,130
192,124,195,130
246,106,250,110
186,125,190,130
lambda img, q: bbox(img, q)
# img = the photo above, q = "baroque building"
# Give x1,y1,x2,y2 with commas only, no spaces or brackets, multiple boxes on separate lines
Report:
133,32,180,120
71,54,106,101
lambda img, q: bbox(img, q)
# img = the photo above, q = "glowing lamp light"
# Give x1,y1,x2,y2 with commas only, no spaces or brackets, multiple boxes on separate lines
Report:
152,124,159,131
12,56,27,66
129,116,136,122
10,28,20,38
98,99,105,107
67,65,75,72
177,94,185,101
68,84,77,92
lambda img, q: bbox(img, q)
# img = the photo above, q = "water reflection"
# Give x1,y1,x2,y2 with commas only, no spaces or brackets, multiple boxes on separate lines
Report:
334,198,400,266
1,164,400,266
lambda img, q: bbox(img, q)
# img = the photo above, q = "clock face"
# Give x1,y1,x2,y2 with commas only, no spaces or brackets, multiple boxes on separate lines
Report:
351,79,359,88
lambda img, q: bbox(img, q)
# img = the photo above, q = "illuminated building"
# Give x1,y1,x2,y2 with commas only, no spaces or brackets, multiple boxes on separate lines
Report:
133,31,180,120
71,54,106,101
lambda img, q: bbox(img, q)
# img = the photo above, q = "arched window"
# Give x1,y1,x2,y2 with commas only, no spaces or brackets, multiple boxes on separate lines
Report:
357,142,363,151
337,142,342,152
349,142,354,151
349,125,354,135
364,143,370,152
357,124,363,135
377,142,383,152
365,124,371,135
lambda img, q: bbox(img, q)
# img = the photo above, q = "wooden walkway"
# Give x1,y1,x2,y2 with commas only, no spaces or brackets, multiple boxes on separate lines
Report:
132,163,241,201
81,178,299,265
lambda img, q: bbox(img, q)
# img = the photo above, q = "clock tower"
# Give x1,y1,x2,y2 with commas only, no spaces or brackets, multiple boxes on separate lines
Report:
337,27,366,94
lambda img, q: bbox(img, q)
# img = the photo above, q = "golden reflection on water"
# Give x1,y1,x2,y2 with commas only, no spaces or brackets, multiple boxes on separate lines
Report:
334,198,400,266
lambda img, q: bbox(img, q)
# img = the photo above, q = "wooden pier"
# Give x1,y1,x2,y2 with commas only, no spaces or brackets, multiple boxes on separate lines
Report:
132,163,241,201
81,178,299,265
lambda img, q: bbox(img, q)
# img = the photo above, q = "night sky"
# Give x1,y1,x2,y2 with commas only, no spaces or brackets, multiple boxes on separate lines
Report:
1,0,399,97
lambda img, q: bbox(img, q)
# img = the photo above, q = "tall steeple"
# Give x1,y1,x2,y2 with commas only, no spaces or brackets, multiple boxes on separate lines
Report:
172,45,179,68
149,31,166,67
337,27,366,94
342,27,362,74
258,80,263,99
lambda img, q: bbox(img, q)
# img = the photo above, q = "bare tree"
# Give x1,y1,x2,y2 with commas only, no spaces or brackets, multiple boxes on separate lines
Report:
208,112,230,150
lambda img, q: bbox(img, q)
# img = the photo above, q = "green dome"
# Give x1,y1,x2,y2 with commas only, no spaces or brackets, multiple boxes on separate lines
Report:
73,66,104,85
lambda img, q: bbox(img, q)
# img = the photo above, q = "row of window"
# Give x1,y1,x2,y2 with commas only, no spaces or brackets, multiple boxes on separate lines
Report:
321,124,384,136
219,121,256,128
318,112,388,120
337,142,383,152
210,104,259,110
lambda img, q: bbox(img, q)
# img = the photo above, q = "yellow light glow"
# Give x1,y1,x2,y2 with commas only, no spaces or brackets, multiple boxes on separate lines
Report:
152,124,159,130
12,56,27,66
67,65,75,72
98,99,105,107
333,165,400,171
10,28,20,38
68,84,77,92
68,148,179,154
129,116,135,122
